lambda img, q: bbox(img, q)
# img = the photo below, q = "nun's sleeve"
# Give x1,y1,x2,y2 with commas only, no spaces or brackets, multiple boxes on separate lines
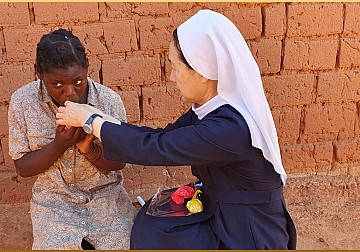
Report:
101,110,250,166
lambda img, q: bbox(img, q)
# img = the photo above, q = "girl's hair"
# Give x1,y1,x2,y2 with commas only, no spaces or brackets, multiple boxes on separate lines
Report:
172,28,192,69
36,28,89,74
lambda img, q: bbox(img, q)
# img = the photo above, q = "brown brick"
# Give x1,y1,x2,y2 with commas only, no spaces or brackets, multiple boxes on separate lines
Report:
101,21,137,53
169,2,233,17
313,142,334,173
356,103,360,137
122,164,162,201
139,17,176,50
248,39,282,74
302,103,357,142
99,2,132,20
334,138,360,164
272,108,301,145
263,3,286,37
223,7,262,40
263,74,315,107
329,162,350,176
87,56,101,83
0,30,5,65
111,85,141,94
164,51,171,82
0,141,4,165
283,39,338,71
132,2,169,16
288,3,343,37
117,90,141,123
317,71,360,103
3,26,49,62
1,137,13,168
0,3,29,26
142,85,188,120
72,24,110,56
201,2,234,12
344,3,360,35
0,63,35,102
102,55,160,86
33,2,99,24
0,106,9,138
348,163,360,176
281,142,333,174
73,21,137,54
169,3,208,17
339,38,360,68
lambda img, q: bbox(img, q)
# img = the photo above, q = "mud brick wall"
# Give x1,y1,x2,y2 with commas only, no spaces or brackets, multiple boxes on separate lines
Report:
0,2,359,205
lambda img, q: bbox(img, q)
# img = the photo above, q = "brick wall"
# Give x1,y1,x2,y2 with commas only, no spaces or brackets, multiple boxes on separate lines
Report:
0,2,359,205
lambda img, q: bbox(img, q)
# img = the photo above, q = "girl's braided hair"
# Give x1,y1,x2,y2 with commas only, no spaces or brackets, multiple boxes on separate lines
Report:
36,28,89,74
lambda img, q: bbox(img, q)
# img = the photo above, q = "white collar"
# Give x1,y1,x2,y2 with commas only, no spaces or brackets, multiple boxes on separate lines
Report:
192,95,227,120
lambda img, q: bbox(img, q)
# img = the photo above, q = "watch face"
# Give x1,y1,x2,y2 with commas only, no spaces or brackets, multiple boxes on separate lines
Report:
83,124,92,134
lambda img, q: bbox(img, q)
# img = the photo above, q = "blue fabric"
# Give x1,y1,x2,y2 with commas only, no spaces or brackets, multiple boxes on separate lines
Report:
101,105,297,249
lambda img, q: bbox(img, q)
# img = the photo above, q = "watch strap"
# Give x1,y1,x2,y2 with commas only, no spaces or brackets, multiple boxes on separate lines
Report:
83,113,103,134
84,113,103,126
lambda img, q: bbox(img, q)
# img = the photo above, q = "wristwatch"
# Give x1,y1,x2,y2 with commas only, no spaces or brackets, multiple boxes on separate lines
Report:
82,113,103,134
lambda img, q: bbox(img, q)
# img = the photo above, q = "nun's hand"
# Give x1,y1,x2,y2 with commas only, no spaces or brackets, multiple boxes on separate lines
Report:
56,101,101,127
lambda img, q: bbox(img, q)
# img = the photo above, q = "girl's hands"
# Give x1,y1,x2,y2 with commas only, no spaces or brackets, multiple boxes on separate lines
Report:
76,133,96,154
54,125,86,150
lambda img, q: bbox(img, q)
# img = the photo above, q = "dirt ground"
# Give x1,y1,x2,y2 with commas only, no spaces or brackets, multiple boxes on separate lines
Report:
285,175,360,250
0,175,359,250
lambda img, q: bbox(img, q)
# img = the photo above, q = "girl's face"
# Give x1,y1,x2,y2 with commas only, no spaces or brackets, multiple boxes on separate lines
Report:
169,41,211,107
39,65,88,106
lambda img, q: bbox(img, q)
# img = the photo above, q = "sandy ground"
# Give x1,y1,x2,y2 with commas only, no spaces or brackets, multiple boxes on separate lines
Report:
285,175,360,250
0,175,359,250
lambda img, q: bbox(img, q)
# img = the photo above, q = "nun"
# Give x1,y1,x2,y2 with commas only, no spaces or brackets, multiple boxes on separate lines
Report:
56,9,297,250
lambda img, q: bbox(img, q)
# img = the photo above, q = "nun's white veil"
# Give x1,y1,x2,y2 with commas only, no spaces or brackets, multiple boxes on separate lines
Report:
177,9,287,184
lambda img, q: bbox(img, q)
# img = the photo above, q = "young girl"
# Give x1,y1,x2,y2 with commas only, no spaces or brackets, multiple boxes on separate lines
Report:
8,28,136,250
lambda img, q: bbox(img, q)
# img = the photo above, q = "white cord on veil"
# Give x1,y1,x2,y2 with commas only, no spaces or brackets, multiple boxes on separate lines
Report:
177,9,287,185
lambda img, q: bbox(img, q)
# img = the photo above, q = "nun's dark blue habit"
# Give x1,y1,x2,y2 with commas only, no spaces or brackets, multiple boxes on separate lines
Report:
101,104,297,249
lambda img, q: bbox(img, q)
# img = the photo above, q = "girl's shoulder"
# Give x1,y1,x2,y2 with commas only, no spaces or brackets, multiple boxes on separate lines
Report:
11,81,42,104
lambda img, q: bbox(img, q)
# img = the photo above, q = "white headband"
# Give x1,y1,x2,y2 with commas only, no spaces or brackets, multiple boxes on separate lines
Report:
178,10,287,184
